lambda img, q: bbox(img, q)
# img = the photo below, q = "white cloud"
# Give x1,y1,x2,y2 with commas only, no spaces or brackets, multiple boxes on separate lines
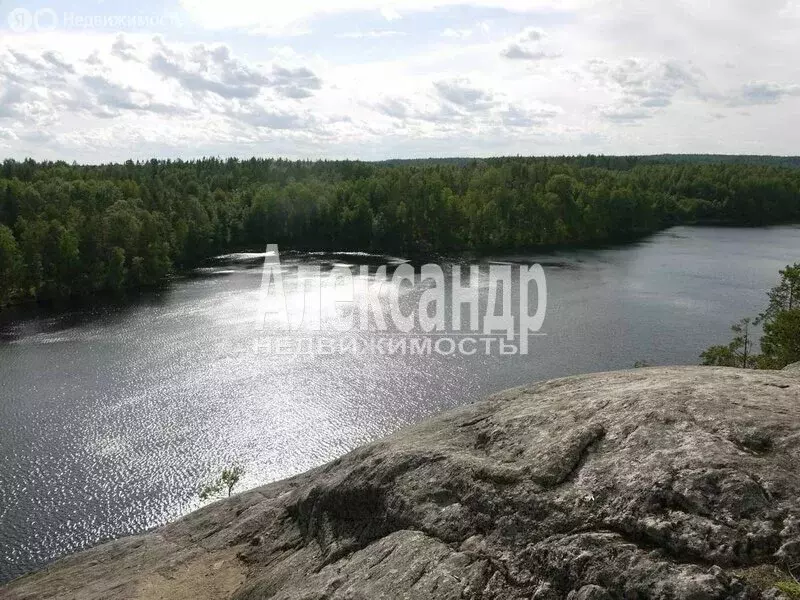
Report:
0,0,799,160
585,58,708,122
500,27,561,61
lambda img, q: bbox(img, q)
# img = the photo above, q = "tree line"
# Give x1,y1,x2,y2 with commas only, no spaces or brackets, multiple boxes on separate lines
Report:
1,155,800,308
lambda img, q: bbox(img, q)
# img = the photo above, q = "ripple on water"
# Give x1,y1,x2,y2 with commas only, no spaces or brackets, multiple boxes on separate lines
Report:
2,226,800,584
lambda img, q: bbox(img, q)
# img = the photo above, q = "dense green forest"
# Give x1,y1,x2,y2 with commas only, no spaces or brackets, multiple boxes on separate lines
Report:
1,155,800,308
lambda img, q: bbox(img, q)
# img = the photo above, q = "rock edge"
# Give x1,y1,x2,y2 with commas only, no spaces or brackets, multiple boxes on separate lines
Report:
3,366,800,600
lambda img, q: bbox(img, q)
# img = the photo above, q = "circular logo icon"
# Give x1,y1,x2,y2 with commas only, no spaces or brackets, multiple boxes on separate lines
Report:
7,7,33,32
33,7,58,31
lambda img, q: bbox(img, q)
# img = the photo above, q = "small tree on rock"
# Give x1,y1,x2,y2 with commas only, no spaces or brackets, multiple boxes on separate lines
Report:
199,465,245,501
701,318,757,368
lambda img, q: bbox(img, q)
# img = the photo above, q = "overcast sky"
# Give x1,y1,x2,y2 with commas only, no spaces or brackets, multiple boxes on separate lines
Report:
1,0,799,162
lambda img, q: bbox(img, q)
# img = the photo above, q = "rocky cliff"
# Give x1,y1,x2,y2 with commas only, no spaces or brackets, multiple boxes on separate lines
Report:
3,366,800,600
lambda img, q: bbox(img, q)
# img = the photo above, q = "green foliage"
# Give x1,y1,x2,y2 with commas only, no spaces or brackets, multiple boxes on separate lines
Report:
758,264,800,368
701,318,757,368
1,156,799,308
199,465,245,501
759,307,800,368
0,224,21,306
776,581,800,599
702,266,800,369
759,264,800,321
734,565,800,597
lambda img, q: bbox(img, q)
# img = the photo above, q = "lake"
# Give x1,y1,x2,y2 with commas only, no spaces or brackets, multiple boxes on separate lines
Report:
1,224,799,584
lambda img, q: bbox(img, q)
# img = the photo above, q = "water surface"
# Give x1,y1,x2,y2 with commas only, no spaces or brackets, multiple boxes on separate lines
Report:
1,225,799,583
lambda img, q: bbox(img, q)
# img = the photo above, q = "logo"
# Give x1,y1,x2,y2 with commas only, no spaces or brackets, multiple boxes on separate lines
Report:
4,7,181,31
255,245,548,356
7,7,32,31
6,7,58,32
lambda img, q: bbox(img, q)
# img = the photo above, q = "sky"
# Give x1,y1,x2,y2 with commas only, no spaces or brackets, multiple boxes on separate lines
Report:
0,0,799,162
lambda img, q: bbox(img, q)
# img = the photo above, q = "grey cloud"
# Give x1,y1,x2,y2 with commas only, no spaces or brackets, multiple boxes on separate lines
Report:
0,61,32,119
502,104,559,128
81,73,186,116
112,35,139,62
0,82,25,112
600,107,653,123
279,87,314,99
6,49,74,85
8,50,41,70
502,44,550,61
0,37,320,153
602,59,698,100
588,58,705,121
150,52,262,99
640,96,672,108
42,51,75,73
148,43,321,101
434,79,495,112
81,75,140,111
728,81,800,106
18,129,54,144
372,96,458,123
375,98,409,119
0,54,50,119
271,65,322,99
374,90,560,132
0,83,26,119
523,28,544,42
85,52,103,66
501,28,559,61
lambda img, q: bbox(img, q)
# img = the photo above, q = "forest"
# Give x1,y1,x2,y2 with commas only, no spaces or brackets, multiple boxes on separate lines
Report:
1,155,799,308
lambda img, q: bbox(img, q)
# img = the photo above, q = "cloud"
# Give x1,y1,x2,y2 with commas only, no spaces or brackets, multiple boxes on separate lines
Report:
149,43,269,99
270,65,322,99
502,45,550,61
111,35,139,62
727,81,800,106
372,87,560,135
500,27,559,61
81,75,142,112
374,97,410,119
501,104,560,127
8,50,42,70
80,74,186,116
148,41,322,101
598,106,653,123
2,0,800,159
433,79,496,112
0,36,327,158
229,107,309,129
586,58,706,121
0,82,28,119
42,51,75,73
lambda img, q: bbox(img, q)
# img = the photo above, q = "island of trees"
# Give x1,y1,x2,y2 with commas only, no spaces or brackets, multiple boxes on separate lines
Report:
1,155,799,308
